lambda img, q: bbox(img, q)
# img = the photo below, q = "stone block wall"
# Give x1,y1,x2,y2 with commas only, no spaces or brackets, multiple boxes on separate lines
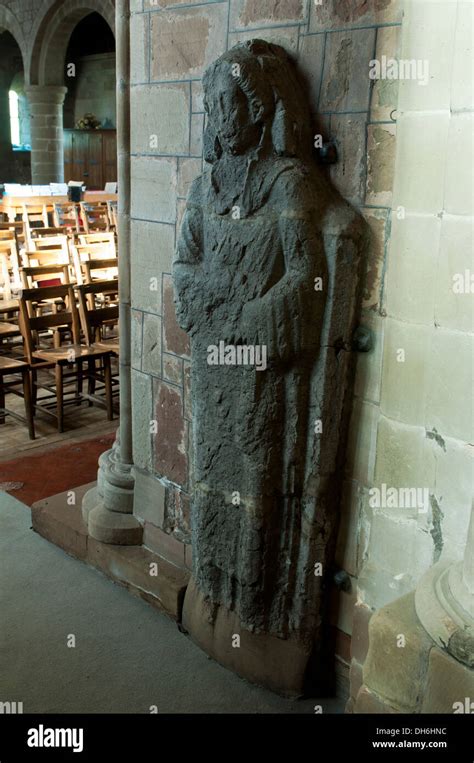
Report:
64,53,117,127
345,0,474,710
128,0,404,679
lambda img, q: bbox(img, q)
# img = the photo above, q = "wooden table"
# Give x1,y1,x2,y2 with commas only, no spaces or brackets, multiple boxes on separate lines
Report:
1,193,118,222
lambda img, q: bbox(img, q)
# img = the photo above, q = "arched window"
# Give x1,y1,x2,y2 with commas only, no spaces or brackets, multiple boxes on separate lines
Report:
9,90,20,147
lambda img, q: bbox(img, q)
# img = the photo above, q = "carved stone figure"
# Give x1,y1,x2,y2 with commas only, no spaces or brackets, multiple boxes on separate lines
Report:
173,40,368,695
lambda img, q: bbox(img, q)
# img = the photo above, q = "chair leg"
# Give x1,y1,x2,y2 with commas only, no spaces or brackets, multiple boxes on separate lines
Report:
76,360,83,404
22,369,35,440
55,363,64,433
31,368,37,415
103,354,113,421
0,374,5,425
87,358,96,403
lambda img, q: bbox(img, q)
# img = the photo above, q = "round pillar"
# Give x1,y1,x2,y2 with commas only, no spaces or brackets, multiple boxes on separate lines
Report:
25,85,67,184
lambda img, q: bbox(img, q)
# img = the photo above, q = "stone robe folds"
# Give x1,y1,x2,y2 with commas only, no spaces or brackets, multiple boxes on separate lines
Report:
173,157,327,638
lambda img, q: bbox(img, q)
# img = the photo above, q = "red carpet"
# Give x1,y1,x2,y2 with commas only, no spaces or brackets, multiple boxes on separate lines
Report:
0,432,116,506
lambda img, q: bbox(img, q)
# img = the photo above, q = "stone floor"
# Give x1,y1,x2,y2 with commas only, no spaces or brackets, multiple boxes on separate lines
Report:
0,491,344,714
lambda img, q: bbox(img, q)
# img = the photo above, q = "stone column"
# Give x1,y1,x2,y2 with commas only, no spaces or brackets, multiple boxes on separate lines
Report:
415,504,474,667
25,85,67,184
81,0,142,546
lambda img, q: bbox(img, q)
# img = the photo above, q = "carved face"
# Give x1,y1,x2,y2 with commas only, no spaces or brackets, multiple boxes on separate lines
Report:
204,69,260,155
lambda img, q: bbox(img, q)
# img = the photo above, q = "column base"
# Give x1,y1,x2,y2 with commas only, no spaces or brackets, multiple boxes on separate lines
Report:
182,577,311,697
83,439,143,546
415,560,474,668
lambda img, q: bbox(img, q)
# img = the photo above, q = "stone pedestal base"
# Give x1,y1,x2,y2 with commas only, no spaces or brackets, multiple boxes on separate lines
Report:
83,442,143,546
32,483,189,620
351,592,474,713
182,577,311,697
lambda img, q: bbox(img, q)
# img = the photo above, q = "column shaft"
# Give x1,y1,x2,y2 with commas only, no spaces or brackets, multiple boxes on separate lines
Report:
25,85,67,184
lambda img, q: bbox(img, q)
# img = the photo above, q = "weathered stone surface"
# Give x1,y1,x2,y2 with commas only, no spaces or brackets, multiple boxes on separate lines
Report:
131,84,190,155
32,484,93,562
163,274,190,357
34,486,188,620
131,369,153,471
354,685,399,714
309,0,401,31
133,467,166,528
142,521,186,569
142,313,162,377
421,645,474,713
153,379,188,487
163,352,183,386
329,114,367,204
320,29,375,113
363,592,434,711
366,124,396,207
230,0,308,29
131,220,175,314
151,5,228,81
131,156,177,223
163,486,191,542
351,601,373,663
173,40,367,694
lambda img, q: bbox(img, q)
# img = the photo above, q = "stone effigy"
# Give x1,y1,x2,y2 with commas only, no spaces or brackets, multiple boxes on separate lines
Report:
173,40,368,695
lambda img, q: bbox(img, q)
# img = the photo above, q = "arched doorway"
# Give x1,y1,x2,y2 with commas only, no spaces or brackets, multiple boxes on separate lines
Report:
27,1,116,184
0,30,30,183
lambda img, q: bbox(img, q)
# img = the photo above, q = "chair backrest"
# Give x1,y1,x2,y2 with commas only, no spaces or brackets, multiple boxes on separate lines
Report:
18,284,80,362
0,239,21,290
22,203,49,227
53,203,80,232
30,235,70,263
78,232,116,250
75,279,119,345
83,258,118,283
79,202,109,233
20,263,70,290
70,241,117,285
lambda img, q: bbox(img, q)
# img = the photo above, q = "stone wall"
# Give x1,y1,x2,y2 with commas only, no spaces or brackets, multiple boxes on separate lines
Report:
128,0,404,682
347,0,474,709
64,53,116,128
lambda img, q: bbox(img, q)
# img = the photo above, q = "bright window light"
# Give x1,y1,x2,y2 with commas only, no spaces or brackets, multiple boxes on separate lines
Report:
9,90,20,146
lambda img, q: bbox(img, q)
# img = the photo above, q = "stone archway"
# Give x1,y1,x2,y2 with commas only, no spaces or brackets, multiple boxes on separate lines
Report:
26,0,115,183
29,0,115,87
0,6,26,72
0,8,28,181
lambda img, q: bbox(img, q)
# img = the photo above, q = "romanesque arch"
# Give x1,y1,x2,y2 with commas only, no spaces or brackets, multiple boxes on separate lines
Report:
0,4,27,72
29,0,115,86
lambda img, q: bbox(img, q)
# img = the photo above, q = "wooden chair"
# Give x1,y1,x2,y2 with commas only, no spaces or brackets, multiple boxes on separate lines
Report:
0,357,35,439
0,234,21,291
106,200,118,230
18,284,114,432
78,232,116,253
22,203,49,248
70,241,116,285
30,234,70,262
83,258,118,285
79,202,109,233
52,203,81,233
76,280,119,355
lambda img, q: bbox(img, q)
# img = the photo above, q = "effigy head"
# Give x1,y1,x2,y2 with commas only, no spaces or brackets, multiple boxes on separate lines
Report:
202,39,313,161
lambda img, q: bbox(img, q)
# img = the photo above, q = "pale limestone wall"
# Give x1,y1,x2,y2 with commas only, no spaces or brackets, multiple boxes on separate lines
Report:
346,2,473,706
